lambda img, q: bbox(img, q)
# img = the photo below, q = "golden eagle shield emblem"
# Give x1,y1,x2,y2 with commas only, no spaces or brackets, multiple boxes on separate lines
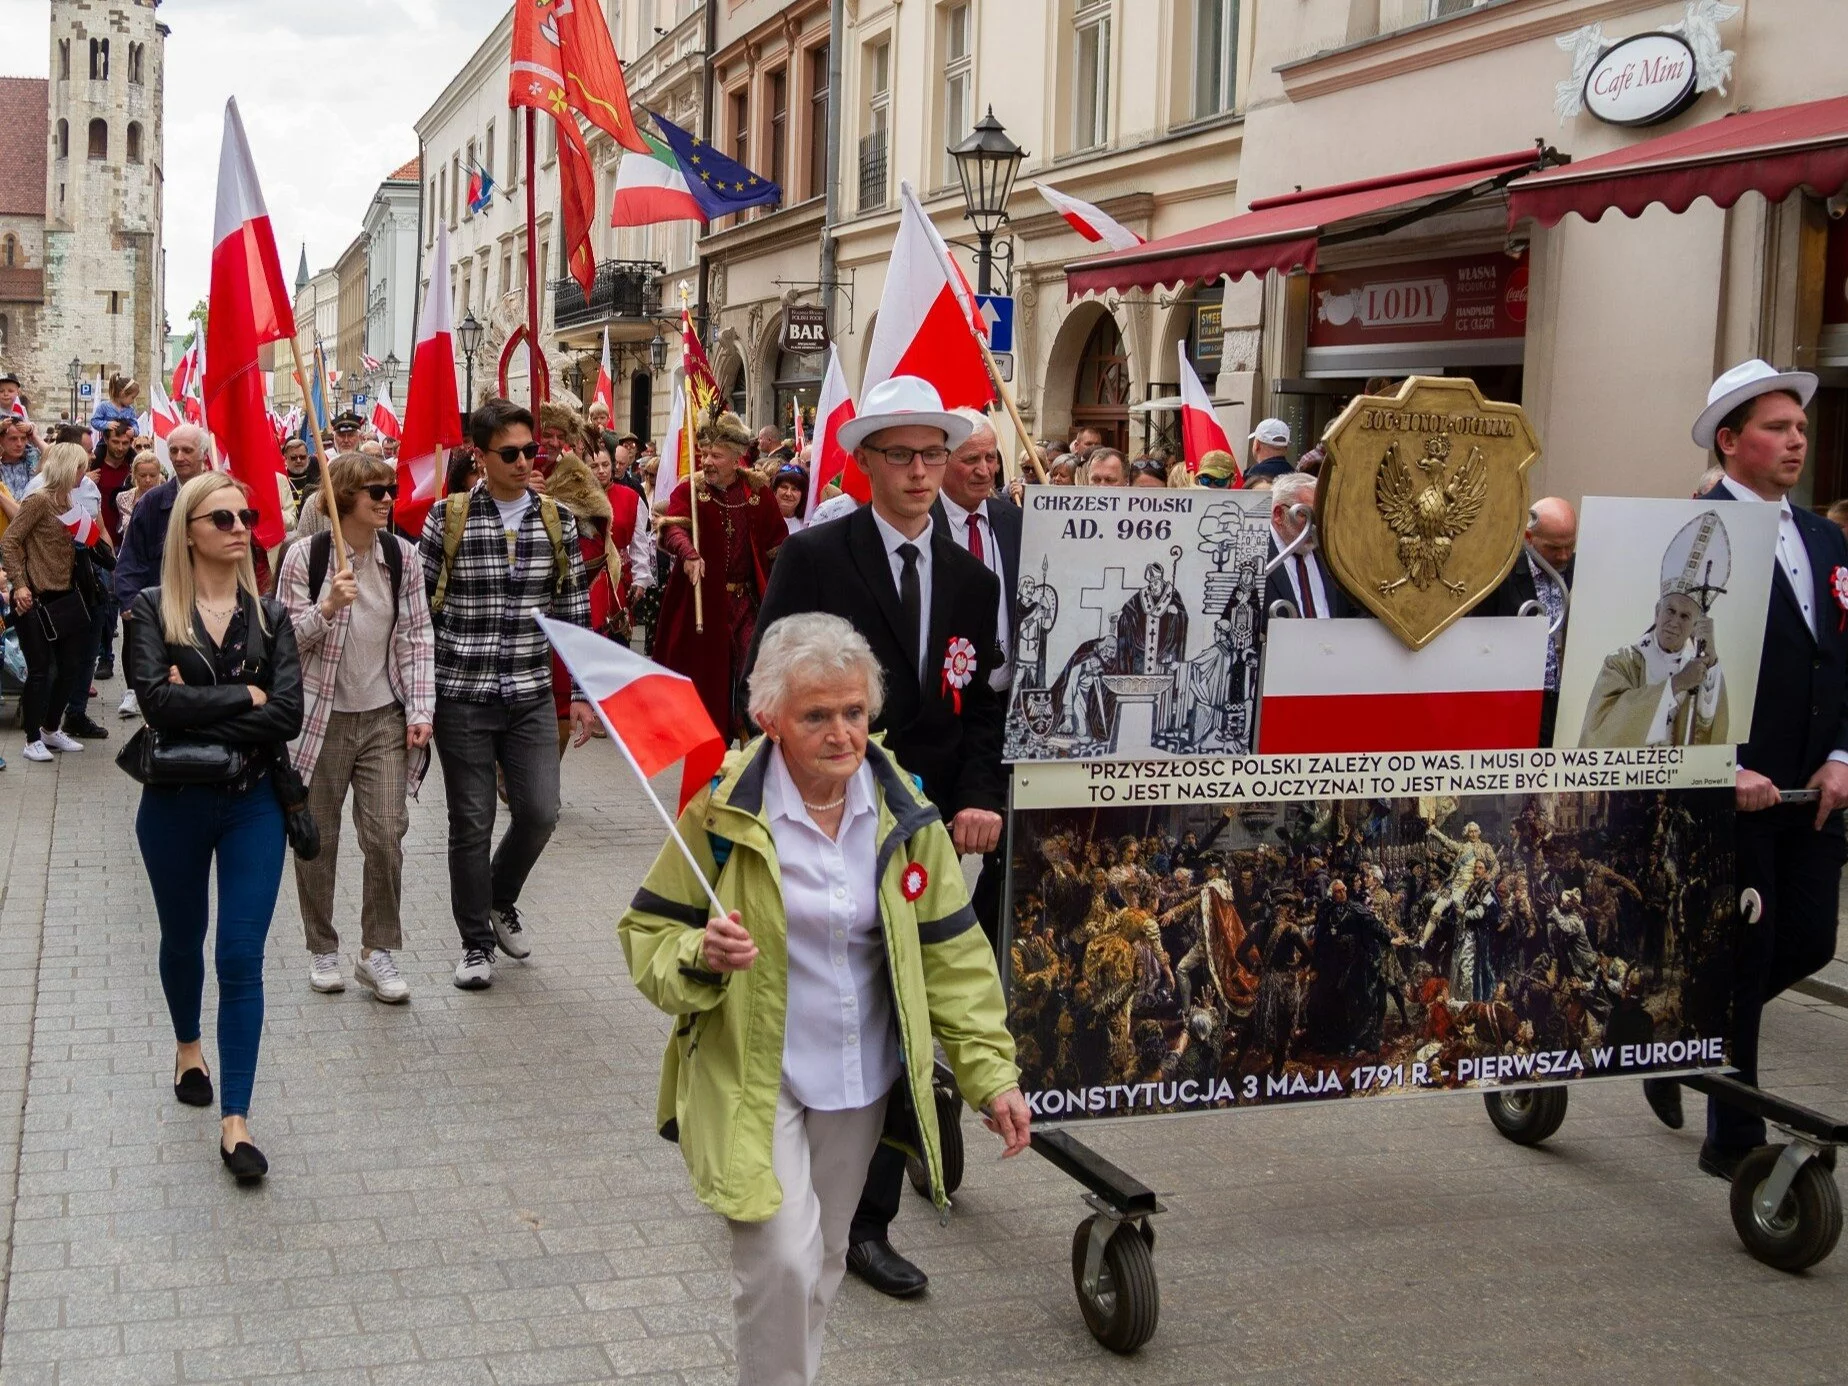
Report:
1317,377,1539,651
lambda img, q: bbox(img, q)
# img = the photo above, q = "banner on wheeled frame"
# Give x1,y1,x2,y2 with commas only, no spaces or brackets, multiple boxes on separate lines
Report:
1004,751,1738,1122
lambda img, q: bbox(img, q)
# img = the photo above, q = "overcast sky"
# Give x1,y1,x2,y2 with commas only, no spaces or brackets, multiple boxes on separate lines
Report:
0,0,511,330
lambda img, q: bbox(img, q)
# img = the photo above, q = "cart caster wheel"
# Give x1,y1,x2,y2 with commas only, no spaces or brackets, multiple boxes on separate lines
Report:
905,1083,965,1199
1730,1145,1843,1272
1483,1086,1569,1146
1070,1216,1159,1354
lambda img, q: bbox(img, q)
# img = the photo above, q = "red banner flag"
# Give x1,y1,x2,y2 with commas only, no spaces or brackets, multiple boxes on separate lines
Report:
397,223,464,538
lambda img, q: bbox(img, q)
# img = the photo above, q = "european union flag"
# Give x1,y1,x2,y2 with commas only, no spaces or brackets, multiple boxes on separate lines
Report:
649,110,782,221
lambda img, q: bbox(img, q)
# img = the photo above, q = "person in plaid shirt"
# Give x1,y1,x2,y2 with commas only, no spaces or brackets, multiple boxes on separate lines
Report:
420,400,593,990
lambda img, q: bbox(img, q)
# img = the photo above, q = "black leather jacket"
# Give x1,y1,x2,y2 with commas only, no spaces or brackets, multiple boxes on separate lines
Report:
127,588,304,751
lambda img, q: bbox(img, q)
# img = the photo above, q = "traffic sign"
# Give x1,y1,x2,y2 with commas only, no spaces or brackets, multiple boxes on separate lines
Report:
989,351,1014,383
77,381,95,400
353,393,369,409
976,294,1014,354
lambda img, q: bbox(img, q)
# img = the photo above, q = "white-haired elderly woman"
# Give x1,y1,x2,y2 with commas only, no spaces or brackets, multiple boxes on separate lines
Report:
620,612,1029,1386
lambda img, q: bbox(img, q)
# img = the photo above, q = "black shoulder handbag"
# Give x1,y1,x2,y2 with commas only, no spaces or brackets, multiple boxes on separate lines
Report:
116,727,245,786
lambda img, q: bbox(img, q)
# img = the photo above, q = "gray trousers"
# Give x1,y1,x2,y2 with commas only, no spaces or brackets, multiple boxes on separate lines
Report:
433,694,560,952
295,705,409,955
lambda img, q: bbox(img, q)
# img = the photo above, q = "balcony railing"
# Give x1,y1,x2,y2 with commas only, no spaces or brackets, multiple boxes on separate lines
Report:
553,258,666,330
858,131,888,214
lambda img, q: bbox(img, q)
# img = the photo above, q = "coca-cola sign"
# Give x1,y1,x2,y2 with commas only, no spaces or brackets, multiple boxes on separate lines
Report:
1582,32,1700,127
1308,253,1527,350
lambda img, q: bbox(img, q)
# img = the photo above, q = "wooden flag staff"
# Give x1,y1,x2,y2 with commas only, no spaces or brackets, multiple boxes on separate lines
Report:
287,335,350,575
979,336,1048,485
679,280,704,634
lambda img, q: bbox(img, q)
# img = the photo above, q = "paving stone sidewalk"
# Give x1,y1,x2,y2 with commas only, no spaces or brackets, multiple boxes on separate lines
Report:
0,727,1841,1385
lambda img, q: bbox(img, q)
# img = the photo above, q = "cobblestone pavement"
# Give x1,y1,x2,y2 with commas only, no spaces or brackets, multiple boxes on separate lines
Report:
0,723,1842,1385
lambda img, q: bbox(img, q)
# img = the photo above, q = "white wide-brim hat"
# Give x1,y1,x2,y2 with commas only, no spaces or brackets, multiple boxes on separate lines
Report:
1692,359,1818,450
837,376,975,454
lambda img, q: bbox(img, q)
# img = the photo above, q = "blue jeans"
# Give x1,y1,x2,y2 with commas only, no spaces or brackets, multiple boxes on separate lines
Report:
136,778,285,1118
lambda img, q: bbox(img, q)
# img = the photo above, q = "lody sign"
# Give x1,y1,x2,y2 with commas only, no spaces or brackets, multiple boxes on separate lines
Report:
779,305,828,353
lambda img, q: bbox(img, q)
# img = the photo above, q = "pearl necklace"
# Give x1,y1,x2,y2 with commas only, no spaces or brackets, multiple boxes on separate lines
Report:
803,795,846,813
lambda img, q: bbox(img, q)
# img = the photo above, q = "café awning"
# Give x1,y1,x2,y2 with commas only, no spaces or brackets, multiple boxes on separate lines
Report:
1064,149,1542,299
1505,95,1848,228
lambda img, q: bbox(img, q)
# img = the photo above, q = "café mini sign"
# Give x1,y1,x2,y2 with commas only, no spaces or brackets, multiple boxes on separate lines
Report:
1583,32,1699,126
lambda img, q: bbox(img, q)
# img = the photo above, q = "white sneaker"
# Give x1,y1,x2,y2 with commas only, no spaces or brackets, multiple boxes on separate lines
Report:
356,949,410,1003
491,905,532,960
21,741,51,763
309,953,345,993
453,948,494,990
39,729,83,753
118,689,139,718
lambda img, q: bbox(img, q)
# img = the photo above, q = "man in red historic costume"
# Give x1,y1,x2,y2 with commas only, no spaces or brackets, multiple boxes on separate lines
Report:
653,411,787,740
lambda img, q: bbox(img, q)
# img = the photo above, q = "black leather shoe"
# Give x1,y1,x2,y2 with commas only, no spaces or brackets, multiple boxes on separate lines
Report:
1698,1142,1761,1182
1643,1078,1684,1130
173,1066,213,1108
94,661,114,681
845,1239,928,1298
63,715,109,740
220,1141,268,1184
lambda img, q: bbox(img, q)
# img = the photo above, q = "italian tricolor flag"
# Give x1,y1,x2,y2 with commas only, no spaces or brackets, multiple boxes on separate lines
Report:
610,132,704,228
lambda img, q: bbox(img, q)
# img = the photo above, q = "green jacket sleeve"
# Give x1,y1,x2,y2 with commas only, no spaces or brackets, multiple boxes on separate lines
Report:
617,789,731,1016
911,820,1019,1113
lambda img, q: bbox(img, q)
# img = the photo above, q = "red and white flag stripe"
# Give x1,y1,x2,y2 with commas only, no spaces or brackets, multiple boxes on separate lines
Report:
371,383,402,441
1258,618,1547,754
655,378,692,512
59,505,101,548
593,328,614,413
1036,182,1145,252
806,345,865,514
396,222,463,537
862,181,994,411
536,613,725,813
1178,342,1234,478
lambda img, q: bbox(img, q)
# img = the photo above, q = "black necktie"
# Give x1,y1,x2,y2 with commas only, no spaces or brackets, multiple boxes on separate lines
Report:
897,542,923,683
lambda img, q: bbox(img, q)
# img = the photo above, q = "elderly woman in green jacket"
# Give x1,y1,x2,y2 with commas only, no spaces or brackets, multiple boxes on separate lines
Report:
620,612,1028,1386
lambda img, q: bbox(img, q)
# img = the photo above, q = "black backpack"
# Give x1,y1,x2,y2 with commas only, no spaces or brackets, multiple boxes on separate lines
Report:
306,531,403,614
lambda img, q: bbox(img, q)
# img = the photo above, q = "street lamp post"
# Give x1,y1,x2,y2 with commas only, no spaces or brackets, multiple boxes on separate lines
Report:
457,312,484,412
949,107,1027,296
650,333,667,375
383,351,401,396
67,357,82,423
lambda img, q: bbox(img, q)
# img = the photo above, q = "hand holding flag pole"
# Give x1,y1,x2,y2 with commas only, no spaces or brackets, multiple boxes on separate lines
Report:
289,336,350,574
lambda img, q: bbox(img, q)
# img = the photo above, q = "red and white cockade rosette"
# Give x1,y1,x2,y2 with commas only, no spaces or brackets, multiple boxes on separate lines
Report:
1832,565,1848,632
900,862,929,901
941,636,978,713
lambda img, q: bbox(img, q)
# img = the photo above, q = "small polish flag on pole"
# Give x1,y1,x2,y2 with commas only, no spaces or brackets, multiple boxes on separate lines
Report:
655,377,691,511
1036,182,1146,251
1258,619,1547,754
1178,341,1235,479
371,383,402,441
806,345,864,514
593,327,614,413
536,614,731,917
396,222,463,537
60,505,102,548
862,182,994,411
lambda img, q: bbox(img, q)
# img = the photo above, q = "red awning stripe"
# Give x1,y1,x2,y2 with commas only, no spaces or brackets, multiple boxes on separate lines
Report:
1506,95,1848,230
1065,150,1538,299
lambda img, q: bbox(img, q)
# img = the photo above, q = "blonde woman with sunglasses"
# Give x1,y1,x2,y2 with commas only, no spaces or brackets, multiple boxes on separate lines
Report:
125,473,303,1184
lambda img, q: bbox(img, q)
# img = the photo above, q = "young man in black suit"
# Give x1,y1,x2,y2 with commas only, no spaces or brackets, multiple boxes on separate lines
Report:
931,407,1020,944
1646,360,1848,1177
749,375,1008,1299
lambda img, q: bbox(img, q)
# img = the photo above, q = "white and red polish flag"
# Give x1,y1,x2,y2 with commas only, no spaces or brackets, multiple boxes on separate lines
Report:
1258,618,1548,755
806,344,865,514
141,378,185,470
171,331,205,425
1036,182,1145,252
205,98,296,549
862,181,994,411
59,505,101,548
371,382,401,441
1178,341,1235,478
536,613,726,814
396,222,463,538
593,327,614,413
654,377,691,511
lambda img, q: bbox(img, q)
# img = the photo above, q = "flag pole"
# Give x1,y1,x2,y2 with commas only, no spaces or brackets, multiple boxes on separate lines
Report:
980,336,1048,485
679,280,703,634
288,334,350,573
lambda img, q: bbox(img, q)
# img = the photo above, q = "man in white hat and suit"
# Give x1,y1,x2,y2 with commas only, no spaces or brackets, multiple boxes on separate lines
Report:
748,374,1006,1299
1645,359,1848,1178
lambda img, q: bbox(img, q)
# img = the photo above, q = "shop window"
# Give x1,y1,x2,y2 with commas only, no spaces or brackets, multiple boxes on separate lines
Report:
89,38,109,81
1071,0,1111,152
807,45,829,203
1193,0,1239,120
774,344,822,433
87,118,108,161
126,122,143,164
56,119,69,160
941,3,973,185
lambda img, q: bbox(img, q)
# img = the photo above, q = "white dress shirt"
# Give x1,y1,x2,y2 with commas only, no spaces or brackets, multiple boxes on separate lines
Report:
1272,525,1331,619
869,506,933,685
939,493,1011,690
765,751,899,1113
24,471,101,519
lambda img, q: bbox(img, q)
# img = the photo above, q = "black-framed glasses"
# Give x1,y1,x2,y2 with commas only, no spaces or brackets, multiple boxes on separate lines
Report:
359,483,399,502
191,508,260,533
492,443,541,464
864,444,951,468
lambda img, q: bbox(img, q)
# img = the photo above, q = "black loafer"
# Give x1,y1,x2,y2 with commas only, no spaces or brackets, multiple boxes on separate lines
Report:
845,1239,928,1298
1697,1142,1761,1182
1643,1078,1684,1130
220,1141,268,1184
173,1067,213,1107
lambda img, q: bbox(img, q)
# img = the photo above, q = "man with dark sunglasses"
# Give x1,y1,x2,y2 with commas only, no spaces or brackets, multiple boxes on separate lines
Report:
419,399,591,991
